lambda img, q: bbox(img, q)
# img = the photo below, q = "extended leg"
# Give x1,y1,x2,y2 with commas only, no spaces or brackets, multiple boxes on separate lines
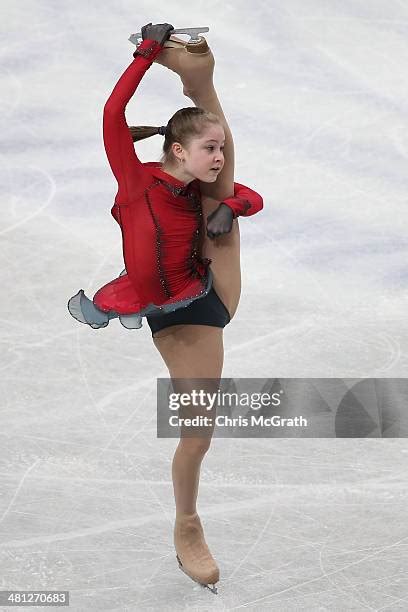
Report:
154,40,234,199
155,40,242,320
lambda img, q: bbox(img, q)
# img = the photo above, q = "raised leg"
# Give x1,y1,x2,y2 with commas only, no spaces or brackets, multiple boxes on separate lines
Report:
155,40,241,320
154,40,234,197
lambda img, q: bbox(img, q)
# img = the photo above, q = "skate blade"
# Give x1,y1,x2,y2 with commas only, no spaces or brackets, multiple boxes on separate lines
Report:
129,27,209,46
176,554,218,595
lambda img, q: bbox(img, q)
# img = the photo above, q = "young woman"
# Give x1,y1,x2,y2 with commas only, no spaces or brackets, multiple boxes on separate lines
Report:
67,23,263,594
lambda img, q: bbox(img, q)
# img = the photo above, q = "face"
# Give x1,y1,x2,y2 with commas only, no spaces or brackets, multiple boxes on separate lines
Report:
174,124,225,182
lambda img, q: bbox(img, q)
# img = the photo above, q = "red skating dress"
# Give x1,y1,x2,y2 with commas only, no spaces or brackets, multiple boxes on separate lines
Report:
67,38,263,329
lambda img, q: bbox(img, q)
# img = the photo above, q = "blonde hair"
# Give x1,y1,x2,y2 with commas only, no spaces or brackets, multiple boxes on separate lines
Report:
129,107,221,165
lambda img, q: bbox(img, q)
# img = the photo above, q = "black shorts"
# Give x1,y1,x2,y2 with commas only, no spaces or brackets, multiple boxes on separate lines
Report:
146,286,231,336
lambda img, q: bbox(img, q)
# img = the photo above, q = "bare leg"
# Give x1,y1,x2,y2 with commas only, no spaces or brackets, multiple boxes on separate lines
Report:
153,325,223,515
172,396,217,514
154,42,234,195
155,42,241,319
185,67,241,319
153,324,223,587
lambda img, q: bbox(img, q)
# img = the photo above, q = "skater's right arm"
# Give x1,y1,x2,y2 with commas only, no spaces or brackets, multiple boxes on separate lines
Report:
103,39,164,204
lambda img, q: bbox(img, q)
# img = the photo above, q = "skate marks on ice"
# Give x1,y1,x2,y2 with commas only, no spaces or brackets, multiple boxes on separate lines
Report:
2,0,408,609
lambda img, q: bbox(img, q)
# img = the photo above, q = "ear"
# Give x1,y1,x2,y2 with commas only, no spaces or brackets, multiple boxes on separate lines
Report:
171,142,184,161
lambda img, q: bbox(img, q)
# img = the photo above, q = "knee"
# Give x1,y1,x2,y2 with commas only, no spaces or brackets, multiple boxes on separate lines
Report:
178,436,212,457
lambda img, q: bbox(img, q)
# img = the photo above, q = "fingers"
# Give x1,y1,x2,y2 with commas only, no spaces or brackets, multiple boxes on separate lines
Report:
206,226,231,239
206,223,218,239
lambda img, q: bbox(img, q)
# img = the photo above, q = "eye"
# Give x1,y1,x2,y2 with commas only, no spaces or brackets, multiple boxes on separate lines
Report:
207,146,214,150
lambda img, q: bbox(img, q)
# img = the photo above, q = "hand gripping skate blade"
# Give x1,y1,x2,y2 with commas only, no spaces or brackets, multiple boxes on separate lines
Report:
176,554,218,595
129,27,209,46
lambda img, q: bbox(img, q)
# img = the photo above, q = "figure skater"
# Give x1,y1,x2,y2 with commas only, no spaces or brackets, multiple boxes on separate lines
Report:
67,23,263,594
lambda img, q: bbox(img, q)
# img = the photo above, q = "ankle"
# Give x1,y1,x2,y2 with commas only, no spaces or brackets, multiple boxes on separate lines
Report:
184,84,215,101
175,510,198,520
